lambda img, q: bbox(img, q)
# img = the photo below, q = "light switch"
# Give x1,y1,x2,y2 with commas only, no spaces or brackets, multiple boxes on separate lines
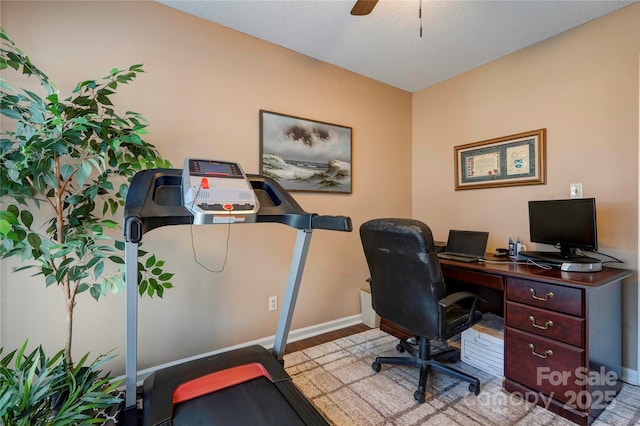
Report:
570,183,582,198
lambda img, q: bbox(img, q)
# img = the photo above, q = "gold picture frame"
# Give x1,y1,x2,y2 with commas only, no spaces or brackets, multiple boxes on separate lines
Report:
454,129,546,190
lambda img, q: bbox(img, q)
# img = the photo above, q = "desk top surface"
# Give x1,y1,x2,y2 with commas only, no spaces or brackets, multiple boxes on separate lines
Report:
439,254,634,288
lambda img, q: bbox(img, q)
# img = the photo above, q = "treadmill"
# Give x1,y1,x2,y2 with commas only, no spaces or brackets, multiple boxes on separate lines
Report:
122,167,352,425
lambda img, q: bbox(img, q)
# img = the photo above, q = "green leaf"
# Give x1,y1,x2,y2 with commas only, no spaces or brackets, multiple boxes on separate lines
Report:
118,183,129,199
0,211,18,225
158,273,174,281
6,205,19,218
75,161,92,187
102,219,117,229
27,233,41,251
90,286,100,301
42,172,58,188
94,261,104,280
19,210,33,229
60,164,74,180
45,274,57,287
138,280,147,295
108,255,124,264
0,220,11,237
65,195,83,205
7,167,20,183
0,108,22,119
144,255,156,268
96,93,113,106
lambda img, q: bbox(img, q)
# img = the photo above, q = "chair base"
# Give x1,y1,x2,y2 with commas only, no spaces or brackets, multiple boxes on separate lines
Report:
371,337,480,403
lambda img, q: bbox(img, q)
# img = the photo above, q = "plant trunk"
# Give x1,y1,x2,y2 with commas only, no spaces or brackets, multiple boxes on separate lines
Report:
65,296,73,366
54,156,75,365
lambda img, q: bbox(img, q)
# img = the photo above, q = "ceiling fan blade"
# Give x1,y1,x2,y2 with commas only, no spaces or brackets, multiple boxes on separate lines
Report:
350,0,378,16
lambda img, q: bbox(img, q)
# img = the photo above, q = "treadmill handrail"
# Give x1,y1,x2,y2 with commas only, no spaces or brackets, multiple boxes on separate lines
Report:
124,169,352,242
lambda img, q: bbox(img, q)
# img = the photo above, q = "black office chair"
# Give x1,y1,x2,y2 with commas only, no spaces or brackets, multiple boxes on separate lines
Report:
359,218,483,403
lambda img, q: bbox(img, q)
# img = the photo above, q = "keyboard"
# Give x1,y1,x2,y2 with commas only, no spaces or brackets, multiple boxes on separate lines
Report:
437,253,483,262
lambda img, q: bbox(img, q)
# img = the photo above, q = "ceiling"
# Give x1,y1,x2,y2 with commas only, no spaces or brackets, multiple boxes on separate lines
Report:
157,0,636,93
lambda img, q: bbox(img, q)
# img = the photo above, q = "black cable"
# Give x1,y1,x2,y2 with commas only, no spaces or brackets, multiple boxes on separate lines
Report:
190,220,231,273
188,183,232,273
588,250,624,264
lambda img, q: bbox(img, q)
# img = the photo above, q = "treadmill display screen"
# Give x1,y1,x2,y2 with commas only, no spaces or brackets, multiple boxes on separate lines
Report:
189,159,243,178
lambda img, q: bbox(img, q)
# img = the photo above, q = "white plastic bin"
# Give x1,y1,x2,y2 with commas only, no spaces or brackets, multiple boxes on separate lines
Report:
360,287,380,328
461,313,504,377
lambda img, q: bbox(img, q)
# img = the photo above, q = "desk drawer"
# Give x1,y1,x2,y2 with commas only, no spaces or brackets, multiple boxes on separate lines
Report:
506,328,584,406
506,301,584,347
506,278,583,316
441,265,504,290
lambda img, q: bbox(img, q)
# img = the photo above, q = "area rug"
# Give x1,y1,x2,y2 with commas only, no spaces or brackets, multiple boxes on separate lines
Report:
283,328,640,425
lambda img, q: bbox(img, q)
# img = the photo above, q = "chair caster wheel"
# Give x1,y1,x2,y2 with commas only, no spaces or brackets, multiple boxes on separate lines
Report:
396,343,405,353
372,362,381,372
413,390,426,403
469,383,480,395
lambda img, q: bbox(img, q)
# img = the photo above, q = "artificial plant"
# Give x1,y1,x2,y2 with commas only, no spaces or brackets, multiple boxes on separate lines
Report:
0,28,174,365
0,340,122,425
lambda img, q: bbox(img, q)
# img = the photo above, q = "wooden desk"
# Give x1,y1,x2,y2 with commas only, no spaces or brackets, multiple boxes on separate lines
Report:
379,257,633,426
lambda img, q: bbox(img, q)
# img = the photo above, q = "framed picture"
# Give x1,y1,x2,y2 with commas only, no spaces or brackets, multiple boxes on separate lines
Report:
259,110,352,193
454,129,546,190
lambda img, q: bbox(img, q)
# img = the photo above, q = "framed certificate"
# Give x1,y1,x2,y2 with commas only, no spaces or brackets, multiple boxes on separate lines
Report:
454,129,546,190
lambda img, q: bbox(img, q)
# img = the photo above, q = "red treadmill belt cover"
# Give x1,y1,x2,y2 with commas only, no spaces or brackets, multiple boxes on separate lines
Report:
173,362,274,405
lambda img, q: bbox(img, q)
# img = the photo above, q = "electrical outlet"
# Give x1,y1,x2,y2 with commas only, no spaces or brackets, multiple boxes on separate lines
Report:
570,183,583,199
268,296,277,312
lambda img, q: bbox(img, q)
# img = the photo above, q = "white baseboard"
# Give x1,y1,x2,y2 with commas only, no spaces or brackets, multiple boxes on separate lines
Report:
118,315,640,390
284,314,363,345
117,314,363,386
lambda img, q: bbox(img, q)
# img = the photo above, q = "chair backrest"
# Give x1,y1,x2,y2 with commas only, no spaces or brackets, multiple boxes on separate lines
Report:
359,218,447,338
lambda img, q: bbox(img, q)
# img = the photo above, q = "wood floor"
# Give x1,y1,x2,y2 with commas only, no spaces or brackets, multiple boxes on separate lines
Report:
284,323,372,353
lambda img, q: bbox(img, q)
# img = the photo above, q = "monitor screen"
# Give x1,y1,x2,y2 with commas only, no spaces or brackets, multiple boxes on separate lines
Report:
528,198,598,255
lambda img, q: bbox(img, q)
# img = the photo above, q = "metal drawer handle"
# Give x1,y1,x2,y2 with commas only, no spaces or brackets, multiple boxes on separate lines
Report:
528,315,553,330
528,343,553,359
530,288,553,301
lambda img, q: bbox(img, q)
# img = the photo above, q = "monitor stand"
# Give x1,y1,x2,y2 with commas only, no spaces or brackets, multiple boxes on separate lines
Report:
518,250,602,272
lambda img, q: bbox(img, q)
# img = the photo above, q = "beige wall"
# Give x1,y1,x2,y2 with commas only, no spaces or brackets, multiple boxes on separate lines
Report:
1,0,638,378
413,4,639,369
0,1,412,374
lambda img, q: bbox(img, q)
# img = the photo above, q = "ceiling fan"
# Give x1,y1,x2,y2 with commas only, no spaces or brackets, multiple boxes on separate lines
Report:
350,0,424,37
350,0,379,16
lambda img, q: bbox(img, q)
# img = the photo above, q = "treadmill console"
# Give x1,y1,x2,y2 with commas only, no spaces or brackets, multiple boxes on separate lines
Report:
182,158,259,224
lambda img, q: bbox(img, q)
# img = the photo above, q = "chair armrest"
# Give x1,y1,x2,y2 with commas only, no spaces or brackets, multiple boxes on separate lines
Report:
438,291,483,308
438,291,486,332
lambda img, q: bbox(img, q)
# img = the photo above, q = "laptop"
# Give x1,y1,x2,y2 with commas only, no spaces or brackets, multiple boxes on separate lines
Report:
437,230,489,262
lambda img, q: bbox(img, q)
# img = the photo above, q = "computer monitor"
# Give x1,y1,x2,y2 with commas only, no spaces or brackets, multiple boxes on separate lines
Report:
528,198,598,257
523,198,602,272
